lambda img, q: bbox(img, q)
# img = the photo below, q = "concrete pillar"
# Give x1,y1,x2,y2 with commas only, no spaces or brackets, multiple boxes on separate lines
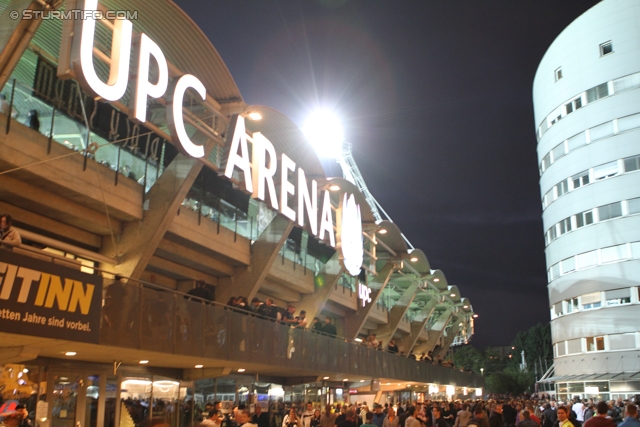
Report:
216,213,294,304
413,308,453,354
399,298,438,354
101,147,215,279
432,320,461,359
375,281,419,348
343,261,396,340
0,0,54,89
296,251,344,326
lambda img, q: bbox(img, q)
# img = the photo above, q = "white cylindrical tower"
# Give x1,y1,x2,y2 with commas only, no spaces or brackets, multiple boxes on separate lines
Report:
533,0,640,401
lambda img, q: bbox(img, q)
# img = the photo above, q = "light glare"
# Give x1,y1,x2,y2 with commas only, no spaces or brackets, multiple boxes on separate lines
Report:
303,110,344,159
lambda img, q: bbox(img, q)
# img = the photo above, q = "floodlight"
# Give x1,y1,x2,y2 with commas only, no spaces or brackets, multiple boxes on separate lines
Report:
303,110,345,159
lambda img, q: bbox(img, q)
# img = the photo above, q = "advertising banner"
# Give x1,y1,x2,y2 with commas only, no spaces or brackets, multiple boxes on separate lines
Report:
0,251,102,343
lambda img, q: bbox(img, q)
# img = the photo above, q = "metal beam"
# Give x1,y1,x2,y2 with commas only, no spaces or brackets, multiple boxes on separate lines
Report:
296,251,344,325
399,298,438,354
433,320,461,359
413,308,453,355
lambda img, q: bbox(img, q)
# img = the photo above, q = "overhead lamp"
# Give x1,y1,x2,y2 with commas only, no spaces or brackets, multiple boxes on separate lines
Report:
450,293,456,297
343,379,349,382
65,352,76,356
473,314,479,318
323,376,330,380
355,337,363,342
378,229,387,234
329,184,341,191
410,257,418,262
360,380,365,382
139,360,149,364
195,365,203,369
463,305,469,309
238,368,246,373
247,112,262,121
433,278,440,282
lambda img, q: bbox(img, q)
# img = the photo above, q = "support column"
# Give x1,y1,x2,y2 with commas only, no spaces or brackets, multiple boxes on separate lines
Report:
343,261,396,340
0,0,54,89
216,214,294,304
296,251,344,325
399,298,437,354
375,281,419,348
413,308,453,354
101,146,215,279
432,319,461,359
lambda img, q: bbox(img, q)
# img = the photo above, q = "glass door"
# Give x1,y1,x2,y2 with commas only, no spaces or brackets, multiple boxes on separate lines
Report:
49,370,107,427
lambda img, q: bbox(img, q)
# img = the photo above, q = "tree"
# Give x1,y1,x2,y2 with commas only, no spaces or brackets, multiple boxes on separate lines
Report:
452,344,484,373
511,323,553,376
485,366,536,395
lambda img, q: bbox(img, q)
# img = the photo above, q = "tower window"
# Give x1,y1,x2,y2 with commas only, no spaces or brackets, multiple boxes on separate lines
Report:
555,67,563,81
600,41,613,56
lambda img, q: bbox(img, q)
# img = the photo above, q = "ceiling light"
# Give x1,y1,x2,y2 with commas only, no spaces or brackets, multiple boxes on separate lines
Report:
410,257,418,262
433,278,440,282
65,352,76,356
195,365,203,369
378,229,387,234
473,314,479,318
355,338,363,342
139,360,149,364
450,293,456,297
397,383,401,386
247,112,262,121
343,379,349,382
360,380,365,382
323,376,330,380
238,368,245,373
463,305,469,309
23,369,29,373
329,184,341,191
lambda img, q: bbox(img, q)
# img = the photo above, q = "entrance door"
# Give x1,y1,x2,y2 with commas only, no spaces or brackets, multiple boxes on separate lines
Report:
49,370,107,427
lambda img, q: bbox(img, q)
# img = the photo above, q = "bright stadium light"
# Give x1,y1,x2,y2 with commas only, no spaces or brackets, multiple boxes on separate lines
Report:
303,110,345,159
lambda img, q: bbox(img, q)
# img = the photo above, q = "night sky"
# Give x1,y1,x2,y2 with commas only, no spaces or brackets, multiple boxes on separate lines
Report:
174,0,601,348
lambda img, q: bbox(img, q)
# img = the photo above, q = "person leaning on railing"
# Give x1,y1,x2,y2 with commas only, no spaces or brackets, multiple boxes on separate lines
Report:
0,214,21,246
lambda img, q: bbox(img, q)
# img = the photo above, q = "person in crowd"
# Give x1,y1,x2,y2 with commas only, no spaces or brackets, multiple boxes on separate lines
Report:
320,404,337,427
0,94,10,115
606,402,622,425
524,406,540,426
337,410,358,427
236,409,257,427
517,411,538,427
583,402,615,427
310,410,322,427
504,402,517,427
295,310,308,328
226,296,238,308
302,402,315,427
489,403,503,427
618,404,640,427
542,404,556,427
321,317,337,336
387,339,399,353
583,404,595,422
557,407,574,427
251,405,269,427
572,400,585,424
372,406,385,427
103,274,127,329
433,407,449,427
454,404,472,427
202,409,223,427
362,412,377,427
311,317,324,333
185,280,213,303
251,297,264,314
383,407,399,427
283,409,301,427
26,109,40,131
0,214,21,245
406,406,421,427
469,405,490,427
366,334,379,349
336,407,348,425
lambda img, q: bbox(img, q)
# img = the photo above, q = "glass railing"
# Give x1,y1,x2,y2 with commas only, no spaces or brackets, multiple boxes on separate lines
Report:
1,79,164,192
98,275,483,387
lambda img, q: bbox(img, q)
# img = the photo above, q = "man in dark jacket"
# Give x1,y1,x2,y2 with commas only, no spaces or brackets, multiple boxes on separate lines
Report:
517,411,538,427
489,404,503,427
469,406,490,427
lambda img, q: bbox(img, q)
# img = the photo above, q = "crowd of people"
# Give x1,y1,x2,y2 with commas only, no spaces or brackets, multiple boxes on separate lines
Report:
178,396,640,427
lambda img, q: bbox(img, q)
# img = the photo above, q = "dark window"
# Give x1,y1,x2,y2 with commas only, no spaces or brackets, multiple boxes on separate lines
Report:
600,41,613,56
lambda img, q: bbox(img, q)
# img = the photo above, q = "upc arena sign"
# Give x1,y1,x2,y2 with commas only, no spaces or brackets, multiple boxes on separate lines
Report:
60,0,364,276
0,251,102,343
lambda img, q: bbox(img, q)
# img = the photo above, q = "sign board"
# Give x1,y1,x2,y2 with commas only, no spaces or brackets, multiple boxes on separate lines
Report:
0,250,102,343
